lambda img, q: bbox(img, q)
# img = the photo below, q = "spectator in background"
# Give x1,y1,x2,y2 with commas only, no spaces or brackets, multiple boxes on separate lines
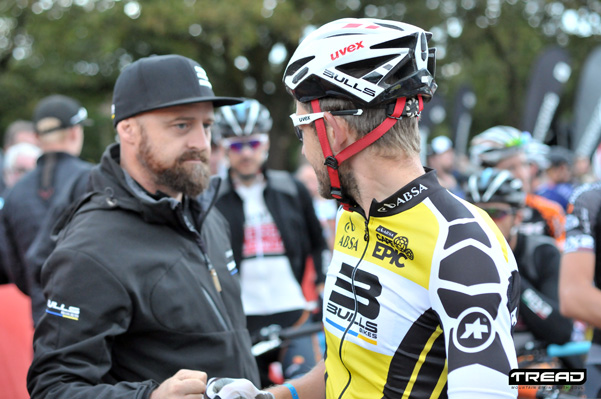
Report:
0,94,93,324
559,180,601,397
0,120,40,193
209,119,228,177
536,146,575,211
465,168,573,351
0,124,42,399
524,138,550,194
470,125,566,248
296,162,337,251
426,135,465,198
2,142,42,189
214,99,326,387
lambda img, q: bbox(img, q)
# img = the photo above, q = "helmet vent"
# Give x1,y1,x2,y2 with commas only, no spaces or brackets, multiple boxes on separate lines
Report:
371,35,417,50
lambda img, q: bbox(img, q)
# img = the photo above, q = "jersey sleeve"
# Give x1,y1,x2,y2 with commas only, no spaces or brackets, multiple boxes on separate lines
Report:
429,207,519,399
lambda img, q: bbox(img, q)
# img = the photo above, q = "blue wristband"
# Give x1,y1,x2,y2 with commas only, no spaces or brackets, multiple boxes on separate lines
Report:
283,383,299,399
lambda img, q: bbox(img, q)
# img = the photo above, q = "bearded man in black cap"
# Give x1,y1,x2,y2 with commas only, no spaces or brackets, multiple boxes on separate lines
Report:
27,54,260,399
0,94,93,322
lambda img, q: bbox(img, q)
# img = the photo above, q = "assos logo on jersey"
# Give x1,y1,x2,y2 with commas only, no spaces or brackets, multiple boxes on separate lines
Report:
377,184,428,212
330,41,364,60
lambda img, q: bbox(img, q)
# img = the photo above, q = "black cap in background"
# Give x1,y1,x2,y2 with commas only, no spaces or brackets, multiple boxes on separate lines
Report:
33,95,89,135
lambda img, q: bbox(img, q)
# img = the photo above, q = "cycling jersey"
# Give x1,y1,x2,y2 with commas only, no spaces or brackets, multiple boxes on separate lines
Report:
322,170,519,399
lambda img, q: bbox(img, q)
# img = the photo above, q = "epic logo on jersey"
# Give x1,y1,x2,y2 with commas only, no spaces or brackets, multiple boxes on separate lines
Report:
372,226,414,268
326,262,382,342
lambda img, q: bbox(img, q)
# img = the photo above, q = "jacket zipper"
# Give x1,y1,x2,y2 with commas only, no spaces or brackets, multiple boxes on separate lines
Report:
200,286,229,330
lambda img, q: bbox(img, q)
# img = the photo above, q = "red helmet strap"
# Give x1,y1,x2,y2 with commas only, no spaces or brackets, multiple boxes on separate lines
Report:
310,97,407,205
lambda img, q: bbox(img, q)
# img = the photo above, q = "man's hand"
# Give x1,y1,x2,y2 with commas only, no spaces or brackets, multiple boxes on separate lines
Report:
150,369,208,399
204,377,274,399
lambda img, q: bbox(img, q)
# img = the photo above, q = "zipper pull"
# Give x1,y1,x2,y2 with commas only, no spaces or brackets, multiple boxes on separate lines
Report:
364,218,369,242
210,268,222,293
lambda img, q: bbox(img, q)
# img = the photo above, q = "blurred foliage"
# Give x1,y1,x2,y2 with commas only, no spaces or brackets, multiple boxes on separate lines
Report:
0,0,600,169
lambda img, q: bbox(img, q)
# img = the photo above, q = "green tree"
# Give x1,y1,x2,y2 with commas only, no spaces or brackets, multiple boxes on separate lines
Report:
0,0,600,169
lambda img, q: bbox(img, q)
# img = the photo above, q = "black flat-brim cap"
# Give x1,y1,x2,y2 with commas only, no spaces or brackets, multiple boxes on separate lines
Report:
111,54,243,127
34,94,91,134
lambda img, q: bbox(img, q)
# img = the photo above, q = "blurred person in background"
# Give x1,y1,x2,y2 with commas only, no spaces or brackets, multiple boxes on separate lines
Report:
0,94,93,324
214,98,326,387
2,142,42,190
523,138,550,195
559,179,601,398
536,146,575,211
426,135,466,198
465,168,573,352
470,126,566,248
0,125,42,399
295,162,337,251
0,120,40,193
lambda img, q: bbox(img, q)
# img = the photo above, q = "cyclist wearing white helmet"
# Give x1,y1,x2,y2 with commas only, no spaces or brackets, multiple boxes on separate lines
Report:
214,99,327,387
470,126,566,248
207,18,519,399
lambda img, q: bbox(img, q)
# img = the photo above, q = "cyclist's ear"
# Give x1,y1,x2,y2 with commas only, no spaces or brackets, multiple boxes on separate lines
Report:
324,112,352,153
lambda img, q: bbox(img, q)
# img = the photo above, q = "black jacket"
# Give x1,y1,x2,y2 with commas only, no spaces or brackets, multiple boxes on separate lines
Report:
0,152,92,295
28,144,259,399
215,169,327,288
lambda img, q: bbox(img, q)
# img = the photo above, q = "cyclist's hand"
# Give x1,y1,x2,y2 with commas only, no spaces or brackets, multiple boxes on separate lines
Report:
204,377,274,399
150,369,207,399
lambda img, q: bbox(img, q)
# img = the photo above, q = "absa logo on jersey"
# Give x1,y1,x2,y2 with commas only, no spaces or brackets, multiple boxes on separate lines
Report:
377,184,428,212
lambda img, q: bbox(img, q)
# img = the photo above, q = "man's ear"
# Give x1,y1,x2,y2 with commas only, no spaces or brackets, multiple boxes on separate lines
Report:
117,118,138,145
323,112,353,154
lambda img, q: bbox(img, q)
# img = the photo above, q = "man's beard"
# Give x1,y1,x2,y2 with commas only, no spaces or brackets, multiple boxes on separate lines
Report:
316,162,359,202
137,128,210,197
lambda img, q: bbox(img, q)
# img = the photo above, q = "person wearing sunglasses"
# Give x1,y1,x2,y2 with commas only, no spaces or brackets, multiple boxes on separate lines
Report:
207,18,519,399
213,99,327,388
465,168,574,356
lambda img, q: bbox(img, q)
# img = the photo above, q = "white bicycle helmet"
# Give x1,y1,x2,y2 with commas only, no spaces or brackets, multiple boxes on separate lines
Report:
469,126,531,167
466,168,526,208
283,18,437,107
215,99,273,138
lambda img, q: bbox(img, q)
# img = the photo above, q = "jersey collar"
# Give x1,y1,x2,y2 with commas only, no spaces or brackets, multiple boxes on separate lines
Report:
362,167,444,217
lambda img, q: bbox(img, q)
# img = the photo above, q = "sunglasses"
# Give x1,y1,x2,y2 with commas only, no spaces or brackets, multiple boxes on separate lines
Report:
289,109,364,142
481,207,514,220
223,136,268,153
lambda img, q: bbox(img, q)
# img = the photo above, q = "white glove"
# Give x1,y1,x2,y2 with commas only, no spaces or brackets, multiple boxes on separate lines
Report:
204,377,275,399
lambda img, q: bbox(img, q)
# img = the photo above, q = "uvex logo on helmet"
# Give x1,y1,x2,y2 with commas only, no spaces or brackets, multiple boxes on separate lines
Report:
330,41,364,61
